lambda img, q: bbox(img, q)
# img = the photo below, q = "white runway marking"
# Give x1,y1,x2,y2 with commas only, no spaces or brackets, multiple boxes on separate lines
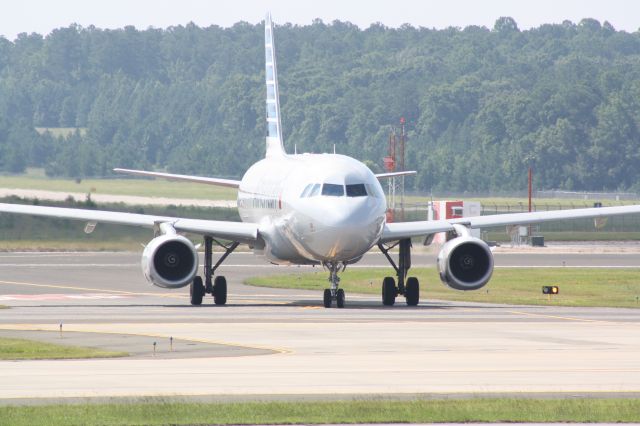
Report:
0,264,138,267
495,265,640,268
0,293,130,301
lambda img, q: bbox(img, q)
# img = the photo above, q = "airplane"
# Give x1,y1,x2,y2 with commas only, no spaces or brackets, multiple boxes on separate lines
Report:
2,13,640,308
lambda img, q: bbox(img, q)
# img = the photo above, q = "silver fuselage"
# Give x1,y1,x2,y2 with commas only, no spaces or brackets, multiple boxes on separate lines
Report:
238,153,387,264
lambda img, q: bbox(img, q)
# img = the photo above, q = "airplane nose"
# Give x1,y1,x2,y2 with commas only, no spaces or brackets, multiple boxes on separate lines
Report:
302,198,385,261
323,198,370,226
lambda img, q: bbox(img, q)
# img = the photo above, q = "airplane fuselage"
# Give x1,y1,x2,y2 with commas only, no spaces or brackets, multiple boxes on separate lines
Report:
238,153,387,265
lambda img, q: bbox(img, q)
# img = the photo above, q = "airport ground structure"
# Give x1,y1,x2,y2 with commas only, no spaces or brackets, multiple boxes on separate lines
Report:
0,250,639,408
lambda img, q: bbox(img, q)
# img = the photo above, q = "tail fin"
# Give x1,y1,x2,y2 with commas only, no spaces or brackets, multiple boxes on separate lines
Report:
265,12,286,157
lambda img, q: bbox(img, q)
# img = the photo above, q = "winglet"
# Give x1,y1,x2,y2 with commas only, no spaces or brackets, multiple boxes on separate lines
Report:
265,13,286,158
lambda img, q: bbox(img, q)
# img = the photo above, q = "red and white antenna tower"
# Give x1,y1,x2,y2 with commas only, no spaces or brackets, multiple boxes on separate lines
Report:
383,117,407,223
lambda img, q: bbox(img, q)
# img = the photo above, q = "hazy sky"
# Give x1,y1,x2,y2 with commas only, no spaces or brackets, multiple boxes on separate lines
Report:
2,0,639,40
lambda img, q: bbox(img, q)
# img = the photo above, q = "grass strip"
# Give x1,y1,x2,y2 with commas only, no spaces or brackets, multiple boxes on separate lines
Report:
247,267,640,308
8,170,635,207
0,337,127,360
485,231,640,242
1,398,640,425
2,170,638,206
0,239,146,252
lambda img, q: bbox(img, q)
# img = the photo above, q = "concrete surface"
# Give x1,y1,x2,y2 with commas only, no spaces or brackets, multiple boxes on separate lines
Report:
0,250,638,402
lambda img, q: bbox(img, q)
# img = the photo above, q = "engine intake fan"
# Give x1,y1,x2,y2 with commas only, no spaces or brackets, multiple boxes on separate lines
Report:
141,223,198,289
437,225,494,291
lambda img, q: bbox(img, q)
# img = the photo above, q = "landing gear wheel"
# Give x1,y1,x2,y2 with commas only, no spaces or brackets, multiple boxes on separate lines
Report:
382,276,396,306
405,277,419,306
336,289,345,308
323,289,332,308
213,276,227,305
190,276,205,306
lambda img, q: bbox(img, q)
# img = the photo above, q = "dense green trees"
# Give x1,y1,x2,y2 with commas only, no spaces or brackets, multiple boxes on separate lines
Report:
1,18,640,192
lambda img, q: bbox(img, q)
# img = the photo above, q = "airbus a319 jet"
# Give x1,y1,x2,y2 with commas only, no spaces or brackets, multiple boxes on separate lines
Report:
2,14,640,308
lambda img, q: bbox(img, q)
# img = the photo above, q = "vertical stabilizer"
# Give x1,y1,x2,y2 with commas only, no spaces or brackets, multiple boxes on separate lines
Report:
265,13,286,157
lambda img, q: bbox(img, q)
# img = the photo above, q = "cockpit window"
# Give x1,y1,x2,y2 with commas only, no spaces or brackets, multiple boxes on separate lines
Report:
309,183,321,197
365,183,383,198
346,184,367,197
300,184,313,198
303,183,370,197
321,183,344,197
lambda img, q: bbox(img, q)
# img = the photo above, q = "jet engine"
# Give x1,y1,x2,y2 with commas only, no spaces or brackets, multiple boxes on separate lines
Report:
437,232,494,291
141,224,198,289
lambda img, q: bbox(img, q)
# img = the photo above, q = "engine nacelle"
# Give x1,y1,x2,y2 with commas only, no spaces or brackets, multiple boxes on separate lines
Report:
437,236,494,291
142,233,198,289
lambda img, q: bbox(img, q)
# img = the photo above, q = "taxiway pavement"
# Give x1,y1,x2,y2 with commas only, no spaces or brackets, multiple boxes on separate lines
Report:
0,250,639,401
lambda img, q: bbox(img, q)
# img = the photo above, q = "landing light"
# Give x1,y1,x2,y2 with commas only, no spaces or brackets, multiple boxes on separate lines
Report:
542,286,559,295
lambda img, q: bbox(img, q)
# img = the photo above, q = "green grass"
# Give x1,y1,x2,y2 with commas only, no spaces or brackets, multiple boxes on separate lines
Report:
1,171,639,249
4,170,638,206
463,195,639,207
1,398,639,425
0,173,237,200
0,239,146,252
0,337,127,360
485,231,640,242
402,194,640,207
247,267,640,308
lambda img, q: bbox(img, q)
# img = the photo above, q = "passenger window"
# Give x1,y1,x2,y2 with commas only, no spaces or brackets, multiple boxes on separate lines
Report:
322,184,345,197
309,184,321,197
346,184,367,197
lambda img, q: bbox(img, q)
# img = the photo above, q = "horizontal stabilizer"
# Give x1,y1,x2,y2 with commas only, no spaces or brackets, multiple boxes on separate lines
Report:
375,171,417,179
114,168,241,188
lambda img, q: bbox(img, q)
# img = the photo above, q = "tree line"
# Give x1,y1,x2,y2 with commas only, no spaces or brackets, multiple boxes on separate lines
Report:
1,17,640,192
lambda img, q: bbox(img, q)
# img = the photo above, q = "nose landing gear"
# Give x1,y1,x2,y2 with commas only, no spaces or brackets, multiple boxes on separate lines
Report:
323,262,346,308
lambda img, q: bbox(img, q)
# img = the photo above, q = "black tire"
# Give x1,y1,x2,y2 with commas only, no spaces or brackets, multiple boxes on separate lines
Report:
336,289,345,308
323,289,332,308
405,277,419,306
213,276,227,305
190,276,204,306
382,276,396,306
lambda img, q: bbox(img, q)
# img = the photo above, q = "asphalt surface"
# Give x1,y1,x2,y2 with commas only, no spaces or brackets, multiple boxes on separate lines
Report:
0,249,639,402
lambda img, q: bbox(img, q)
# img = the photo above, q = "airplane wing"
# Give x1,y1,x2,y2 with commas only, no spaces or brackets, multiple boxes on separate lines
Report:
375,171,417,179
0,203,257,244
113,168,241,188
380,204,640,243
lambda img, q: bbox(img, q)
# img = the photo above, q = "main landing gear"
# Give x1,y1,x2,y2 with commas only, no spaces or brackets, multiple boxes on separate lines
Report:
378,239,420,307
323,262,346,308
190,236,239,306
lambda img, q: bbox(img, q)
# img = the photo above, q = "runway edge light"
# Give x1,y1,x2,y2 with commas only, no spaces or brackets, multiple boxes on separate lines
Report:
542,286,559,295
